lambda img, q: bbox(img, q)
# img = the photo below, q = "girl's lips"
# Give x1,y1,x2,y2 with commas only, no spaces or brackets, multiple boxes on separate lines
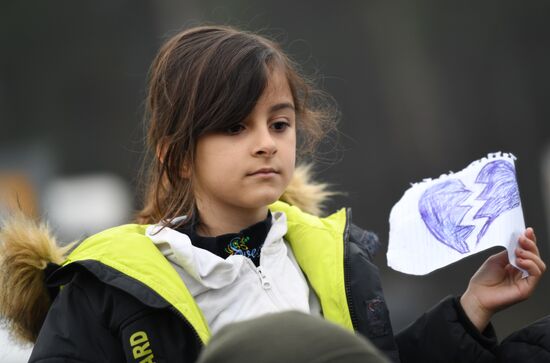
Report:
248,168,279,176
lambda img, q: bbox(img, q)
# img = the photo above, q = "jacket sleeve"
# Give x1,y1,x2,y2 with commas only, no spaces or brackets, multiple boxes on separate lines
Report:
117,302,202,362
499,315,550,362
347,223,500,362
30,268,200,363
29,271,125,362
395,296,499,363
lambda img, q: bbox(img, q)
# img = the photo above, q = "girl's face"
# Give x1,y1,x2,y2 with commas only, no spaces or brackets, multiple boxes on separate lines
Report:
192,67,296,221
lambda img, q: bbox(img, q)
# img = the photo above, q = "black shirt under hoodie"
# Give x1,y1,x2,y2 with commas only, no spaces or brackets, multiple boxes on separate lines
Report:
177,211,272,267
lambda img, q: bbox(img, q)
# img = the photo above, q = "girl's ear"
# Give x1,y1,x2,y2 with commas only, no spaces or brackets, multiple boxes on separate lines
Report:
156,137,169,164
156,138,192,179
181,158,191,179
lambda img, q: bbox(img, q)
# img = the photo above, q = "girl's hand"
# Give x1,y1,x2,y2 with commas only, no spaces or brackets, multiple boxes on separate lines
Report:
460,227,546,332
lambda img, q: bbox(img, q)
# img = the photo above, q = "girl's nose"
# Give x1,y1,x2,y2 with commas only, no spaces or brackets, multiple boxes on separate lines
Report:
253,127,277,157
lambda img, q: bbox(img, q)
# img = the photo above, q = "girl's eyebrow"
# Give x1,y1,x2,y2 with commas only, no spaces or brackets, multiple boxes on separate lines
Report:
269,102,295,113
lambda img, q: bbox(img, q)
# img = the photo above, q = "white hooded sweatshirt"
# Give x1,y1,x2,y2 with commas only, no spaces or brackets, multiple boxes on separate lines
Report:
146,211,321,334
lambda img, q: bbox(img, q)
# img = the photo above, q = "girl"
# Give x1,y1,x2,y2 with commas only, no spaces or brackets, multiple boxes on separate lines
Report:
0,25,546,362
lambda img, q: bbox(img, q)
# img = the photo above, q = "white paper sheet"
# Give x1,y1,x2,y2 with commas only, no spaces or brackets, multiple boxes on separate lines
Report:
387,152,526,275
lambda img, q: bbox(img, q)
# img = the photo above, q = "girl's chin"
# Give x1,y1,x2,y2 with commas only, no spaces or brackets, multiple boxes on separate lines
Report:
242,193,283,209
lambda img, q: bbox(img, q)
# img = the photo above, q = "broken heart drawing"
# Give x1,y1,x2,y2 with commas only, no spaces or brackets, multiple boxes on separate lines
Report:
388,152,525,275
418,160,520,254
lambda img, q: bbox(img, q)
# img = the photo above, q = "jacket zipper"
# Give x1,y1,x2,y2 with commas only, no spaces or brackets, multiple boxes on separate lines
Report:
256,266,272,289
250,260,287,308
169,306,204,347
343,208,360,331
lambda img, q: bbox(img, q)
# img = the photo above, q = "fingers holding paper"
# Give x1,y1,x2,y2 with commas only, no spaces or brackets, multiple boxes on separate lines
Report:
460,227,546,332
515,228,546,278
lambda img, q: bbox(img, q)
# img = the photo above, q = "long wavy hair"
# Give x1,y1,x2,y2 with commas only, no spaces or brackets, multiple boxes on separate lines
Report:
136,25,337,227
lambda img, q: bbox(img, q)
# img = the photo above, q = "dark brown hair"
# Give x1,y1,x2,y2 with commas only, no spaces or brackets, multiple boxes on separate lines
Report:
136,25,337,225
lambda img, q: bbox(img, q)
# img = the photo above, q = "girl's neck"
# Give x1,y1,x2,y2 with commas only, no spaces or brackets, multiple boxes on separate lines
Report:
195,203,269,237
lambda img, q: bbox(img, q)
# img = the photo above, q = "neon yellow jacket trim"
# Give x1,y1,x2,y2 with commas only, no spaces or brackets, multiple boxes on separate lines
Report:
63,201,353,344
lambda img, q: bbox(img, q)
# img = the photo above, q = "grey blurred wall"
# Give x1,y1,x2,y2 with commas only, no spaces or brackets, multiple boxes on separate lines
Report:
2,0,549,339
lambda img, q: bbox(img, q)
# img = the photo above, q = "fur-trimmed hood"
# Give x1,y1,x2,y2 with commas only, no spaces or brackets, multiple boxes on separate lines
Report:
0,213,73,344
0,164,335,344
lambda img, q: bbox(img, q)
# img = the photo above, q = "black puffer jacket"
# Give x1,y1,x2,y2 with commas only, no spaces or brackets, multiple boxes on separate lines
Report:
5,201,545,362
29,207,504,363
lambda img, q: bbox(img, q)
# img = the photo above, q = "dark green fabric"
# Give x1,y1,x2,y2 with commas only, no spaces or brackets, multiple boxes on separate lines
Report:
196,311,390,363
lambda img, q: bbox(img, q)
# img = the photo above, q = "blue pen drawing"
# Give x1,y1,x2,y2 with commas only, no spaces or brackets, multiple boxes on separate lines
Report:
473,160,520,244
419,179,475,254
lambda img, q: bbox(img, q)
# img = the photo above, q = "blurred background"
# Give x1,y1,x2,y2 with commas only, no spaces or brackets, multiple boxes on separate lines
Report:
1,0,549,360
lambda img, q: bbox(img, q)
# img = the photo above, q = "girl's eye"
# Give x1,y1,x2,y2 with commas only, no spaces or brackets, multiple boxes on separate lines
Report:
226,124,245,135
271,121,290,132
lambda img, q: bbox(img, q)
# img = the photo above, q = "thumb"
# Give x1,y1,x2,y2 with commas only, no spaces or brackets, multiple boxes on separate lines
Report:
487,249,510,267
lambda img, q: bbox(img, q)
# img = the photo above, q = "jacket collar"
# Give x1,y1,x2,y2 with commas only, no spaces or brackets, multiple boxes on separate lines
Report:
64,201,354,343
145,212,288,290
